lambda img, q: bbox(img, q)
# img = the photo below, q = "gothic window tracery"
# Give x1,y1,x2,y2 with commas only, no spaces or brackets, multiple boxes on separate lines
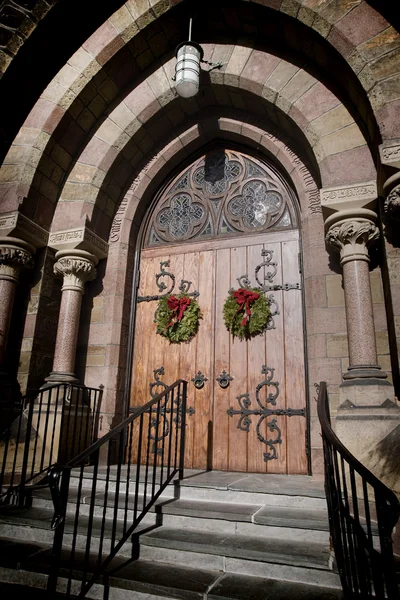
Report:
146,149,297,247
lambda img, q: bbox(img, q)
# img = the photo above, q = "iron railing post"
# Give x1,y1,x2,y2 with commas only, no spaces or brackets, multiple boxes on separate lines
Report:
48,379,188,599
47,465,71,595
179,381,187,480
18,392,35,507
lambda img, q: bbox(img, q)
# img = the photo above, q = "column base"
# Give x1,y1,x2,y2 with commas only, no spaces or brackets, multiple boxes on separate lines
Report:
335,378,400,494
43,371,79,386
342,364,387,380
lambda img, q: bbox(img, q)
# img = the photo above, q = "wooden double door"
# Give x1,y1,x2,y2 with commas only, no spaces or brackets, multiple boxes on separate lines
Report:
130,229,307,474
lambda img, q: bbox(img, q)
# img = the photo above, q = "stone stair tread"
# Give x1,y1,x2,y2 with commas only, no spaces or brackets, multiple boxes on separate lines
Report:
207,572,343,599
0,536,51,568
178,472,326,498
0,536,342,600
69,467,326,498
141,528,332,570
0,506,54,530
253,505,329,530
32,487,329,529
0,536,222,600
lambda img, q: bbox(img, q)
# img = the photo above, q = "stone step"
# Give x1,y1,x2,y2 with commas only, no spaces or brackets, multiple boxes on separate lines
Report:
31,486,331,541
0,537,343,599
140,527,335,572
0,500,330,549
68,468,328,510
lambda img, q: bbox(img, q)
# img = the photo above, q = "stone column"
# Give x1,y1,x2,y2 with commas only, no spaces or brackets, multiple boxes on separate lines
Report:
325,211,383,380
45,249,98,384
0,237,34,377
323,204,399,479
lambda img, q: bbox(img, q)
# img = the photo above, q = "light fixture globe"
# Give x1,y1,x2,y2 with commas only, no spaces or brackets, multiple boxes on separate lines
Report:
174,41,204,98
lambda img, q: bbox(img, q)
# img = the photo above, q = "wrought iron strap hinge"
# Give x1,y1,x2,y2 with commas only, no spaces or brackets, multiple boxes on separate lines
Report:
227,365,306,462
137,260,200,303
262,282,301,292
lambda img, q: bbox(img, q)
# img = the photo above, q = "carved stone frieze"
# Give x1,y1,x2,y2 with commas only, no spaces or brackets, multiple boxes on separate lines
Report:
379,140,400,169
320,181,377,217
49,226,108,260
0,240,34,282
0,211,48,248
54,250,98,293
326,219,379,265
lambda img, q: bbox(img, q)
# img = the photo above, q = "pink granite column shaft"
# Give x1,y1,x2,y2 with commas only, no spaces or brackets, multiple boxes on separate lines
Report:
342,259,377,367
52,288,83,375
0,238,34,370
46,250,97,384
325,214,384,380
0,278,17,366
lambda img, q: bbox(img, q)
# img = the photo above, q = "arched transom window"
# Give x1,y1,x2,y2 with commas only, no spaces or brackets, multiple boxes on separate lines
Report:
145,149,298,247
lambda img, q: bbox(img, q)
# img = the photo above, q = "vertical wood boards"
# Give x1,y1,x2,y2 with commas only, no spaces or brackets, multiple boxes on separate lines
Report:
212,248,231,471
227,246,248,472
130,230,307,474
282,240,307,474
246,243,267,474
264,242,287,474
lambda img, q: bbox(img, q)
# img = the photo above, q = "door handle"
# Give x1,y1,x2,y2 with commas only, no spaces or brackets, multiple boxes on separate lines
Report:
191,371,208,389
216,371,233,389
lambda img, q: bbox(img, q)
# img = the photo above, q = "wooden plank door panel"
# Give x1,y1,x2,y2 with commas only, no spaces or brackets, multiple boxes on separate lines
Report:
131,231,307,474
213,248,231,471
227,246,249,472
282,240,307,474
263,241,287,474
246,243,267,474
191,250,214,469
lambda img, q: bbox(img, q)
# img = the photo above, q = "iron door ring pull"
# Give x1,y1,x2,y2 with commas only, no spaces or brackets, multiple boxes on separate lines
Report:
216,371,233,389
191,371,208,389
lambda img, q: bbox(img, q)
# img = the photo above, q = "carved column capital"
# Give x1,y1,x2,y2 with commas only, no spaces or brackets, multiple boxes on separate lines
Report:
54,249,98,294
325,210,379,265
382,172,400,223
0,237,35,282
384,185,400,221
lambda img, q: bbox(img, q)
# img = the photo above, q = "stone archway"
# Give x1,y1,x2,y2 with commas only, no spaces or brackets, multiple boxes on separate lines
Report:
129,146,309,474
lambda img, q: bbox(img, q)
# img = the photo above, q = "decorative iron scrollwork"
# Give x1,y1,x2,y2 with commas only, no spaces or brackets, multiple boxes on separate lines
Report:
235,249,301,328
137,260,200,303
148,367,195,454
216,370,233,389
255,249,277,285
191,371,208,389
227,365,306,462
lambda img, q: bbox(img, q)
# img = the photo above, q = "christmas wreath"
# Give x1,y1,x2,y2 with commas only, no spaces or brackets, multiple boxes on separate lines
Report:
223,287,270,340
155,293,202,343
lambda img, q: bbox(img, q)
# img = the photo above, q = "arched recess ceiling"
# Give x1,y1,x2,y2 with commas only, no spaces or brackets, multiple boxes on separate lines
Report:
2,0,396,232
1,46,376,240
0,0,399,166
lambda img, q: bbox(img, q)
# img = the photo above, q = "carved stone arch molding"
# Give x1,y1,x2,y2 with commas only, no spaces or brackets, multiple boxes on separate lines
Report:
145,147,300,248
84,119,325,429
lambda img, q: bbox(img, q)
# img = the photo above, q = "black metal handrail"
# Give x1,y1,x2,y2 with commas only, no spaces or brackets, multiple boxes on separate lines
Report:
318,381,400,599
48,378,188,598
0,383,103,507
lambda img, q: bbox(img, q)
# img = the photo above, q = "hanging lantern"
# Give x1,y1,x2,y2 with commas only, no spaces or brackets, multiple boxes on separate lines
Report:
174,18,223,99
174,41,204,99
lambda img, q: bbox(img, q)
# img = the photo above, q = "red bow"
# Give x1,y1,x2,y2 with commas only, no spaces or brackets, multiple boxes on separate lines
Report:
167,295,191,327
233,288,260,326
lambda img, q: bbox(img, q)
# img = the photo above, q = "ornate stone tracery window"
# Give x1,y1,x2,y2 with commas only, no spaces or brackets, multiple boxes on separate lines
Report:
146,149,297,247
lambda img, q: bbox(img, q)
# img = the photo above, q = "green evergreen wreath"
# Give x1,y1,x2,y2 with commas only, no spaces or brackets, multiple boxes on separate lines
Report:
223,287,271,340
155,293,202,344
